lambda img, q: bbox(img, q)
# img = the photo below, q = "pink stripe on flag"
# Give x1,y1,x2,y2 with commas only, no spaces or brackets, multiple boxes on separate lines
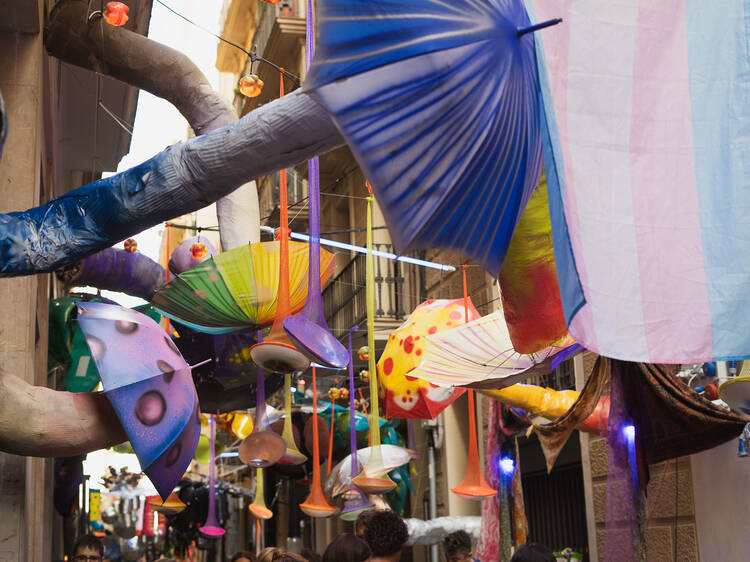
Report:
629,0,712,361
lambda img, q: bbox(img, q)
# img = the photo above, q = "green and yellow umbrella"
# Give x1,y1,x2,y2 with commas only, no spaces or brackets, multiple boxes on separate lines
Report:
151,240,335,334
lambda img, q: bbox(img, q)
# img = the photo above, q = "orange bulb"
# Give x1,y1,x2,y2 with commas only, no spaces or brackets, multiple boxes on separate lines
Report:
263,0,282,3
339,388,349,400
103,2,129,26
123,238,137,253
328,387,340,401
240,74,264,98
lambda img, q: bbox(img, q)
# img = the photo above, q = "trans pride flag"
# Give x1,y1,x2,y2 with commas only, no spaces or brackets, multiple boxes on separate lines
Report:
526,0,750,362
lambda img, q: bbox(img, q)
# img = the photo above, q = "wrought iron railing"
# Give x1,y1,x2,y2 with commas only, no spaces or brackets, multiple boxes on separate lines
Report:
322,244,413,337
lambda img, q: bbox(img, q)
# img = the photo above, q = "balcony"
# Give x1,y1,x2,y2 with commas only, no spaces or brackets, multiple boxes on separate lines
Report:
322,245,416,342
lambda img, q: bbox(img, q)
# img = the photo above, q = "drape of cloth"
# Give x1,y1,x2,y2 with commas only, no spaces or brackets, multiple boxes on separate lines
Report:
618,361,746,466
533,356,610,472
511,438,528,546
476,402,531,561
477,399,502,561
605,360,646,561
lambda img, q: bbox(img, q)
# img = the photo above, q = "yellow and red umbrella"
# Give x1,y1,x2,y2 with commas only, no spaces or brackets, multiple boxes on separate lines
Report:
377,298,480,419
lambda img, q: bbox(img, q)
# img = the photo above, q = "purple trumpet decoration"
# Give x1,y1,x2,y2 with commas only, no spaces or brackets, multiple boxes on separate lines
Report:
340,326,374,521
239,331,287,467
283,0,349,370
200,415,226,536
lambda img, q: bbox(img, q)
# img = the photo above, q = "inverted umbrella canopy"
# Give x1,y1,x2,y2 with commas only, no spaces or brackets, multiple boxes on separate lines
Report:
409,310,579,388
305,0,544,276
378,298,480,419
151,241,335,334
77,303,201,500
324,445,418,498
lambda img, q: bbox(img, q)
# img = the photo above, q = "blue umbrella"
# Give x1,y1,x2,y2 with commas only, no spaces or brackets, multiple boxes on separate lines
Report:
306,0,555,276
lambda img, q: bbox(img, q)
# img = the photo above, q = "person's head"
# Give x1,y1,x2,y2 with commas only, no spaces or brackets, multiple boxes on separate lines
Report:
510,543,555,562
355,509,376,539
301,548,322,562
258,548,307,562
443,531,472,562
73,534,104,562
362,510,408,561
322,533,372,562
231,552,257,562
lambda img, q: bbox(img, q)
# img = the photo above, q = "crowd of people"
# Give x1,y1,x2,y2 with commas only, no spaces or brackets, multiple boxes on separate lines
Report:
71,509,557,562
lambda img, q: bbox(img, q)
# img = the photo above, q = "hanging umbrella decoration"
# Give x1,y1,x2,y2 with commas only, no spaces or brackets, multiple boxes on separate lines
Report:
249,70,312,374
451,267,496,501
340,326,375,521
299,366,337,518
239,331,287,468
151,240,335,335
282,0,350,371
408,310,579,389
199,415,226,537
377,298,480,419
76,302,205,500
352,195,396,495
305,0,562,278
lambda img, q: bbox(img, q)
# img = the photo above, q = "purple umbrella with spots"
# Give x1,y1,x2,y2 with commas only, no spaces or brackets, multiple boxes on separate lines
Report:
77,302,203,500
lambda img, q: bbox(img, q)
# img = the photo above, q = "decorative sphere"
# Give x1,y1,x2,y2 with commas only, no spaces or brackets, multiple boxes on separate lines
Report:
104,2,129,26
239,74,264,98
124,238,137,252
357,346,370,361
328,387,340,400
359,369,369,383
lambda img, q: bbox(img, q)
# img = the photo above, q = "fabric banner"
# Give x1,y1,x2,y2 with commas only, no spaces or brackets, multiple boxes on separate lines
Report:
526,0,750,362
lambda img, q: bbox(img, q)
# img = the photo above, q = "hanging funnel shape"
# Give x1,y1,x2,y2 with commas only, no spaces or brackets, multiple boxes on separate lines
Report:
278,372,307,465
341,326,374,521
249,467,273,519
200,415,226,536
352,195,395,495
240,331,287,467
283,0,349,370
451,266,496,501
300,366,336,518
250,70,311,374
149,492,186,517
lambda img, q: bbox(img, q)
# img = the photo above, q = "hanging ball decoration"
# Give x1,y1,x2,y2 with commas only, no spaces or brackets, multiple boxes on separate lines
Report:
328,387,340,401
359,369,369,383
190,242,208,260
124,238,137,253
262,0,282,4
339,388,350,400
297,378,306,389
103,2,129,26
357,346,370,361
239,74,264,98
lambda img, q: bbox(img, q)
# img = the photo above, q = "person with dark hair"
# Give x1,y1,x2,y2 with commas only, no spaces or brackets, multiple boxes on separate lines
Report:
510,543,556,562
301,547,323,562
322,533,372,562
72,534,104,562
258,548,308,562
231,551,257,562
362,510,408,562
355,509,376,539
443,530,473,562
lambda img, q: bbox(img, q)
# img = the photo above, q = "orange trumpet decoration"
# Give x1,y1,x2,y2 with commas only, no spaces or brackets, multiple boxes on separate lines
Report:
299,366,336,517
451,265,496,501
250,69,310,374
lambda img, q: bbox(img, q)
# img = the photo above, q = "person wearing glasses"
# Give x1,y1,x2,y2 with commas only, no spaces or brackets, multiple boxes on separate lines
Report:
72,534,103,562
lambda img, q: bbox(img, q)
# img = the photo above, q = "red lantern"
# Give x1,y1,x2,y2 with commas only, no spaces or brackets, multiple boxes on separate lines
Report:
239,74,264,98
103,2,129,26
